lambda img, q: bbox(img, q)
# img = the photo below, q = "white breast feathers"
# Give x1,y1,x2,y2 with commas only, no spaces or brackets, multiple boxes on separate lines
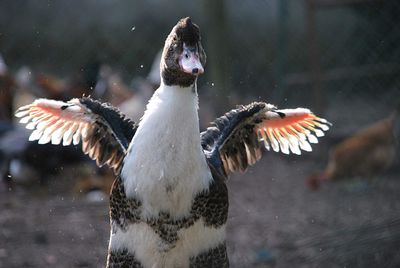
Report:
121,83,212,220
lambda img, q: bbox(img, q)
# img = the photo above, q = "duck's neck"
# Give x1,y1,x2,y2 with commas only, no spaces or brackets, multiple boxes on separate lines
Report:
141,81,199,127
136,82,201,144
121,82,211,218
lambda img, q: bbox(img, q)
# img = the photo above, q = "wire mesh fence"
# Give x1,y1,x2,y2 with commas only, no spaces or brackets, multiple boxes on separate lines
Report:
277,0,400,115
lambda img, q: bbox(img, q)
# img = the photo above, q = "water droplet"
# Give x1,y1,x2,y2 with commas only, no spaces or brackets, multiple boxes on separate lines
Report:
140,65,144,68
211,83,215,86
131,26,136,31
159,169,165,181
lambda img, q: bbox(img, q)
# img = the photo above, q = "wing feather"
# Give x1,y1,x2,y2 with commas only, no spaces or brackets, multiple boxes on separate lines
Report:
201,102,331,175
256,108,331,154
15,98,137,174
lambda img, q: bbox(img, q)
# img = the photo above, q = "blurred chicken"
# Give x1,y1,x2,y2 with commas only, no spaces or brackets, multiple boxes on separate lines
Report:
0,55,16,190
35,61,101,100
0,54,16,123
308,109,399,190
117,52,161,121
95,65,134,106
73,166,115,201
35,73,66,99
13,66,37,110
118,78,155,122
0,128,89,189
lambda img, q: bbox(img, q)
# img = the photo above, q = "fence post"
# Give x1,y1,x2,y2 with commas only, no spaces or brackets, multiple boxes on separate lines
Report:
306,0,324,113
275,0,289,103
203,0,230,113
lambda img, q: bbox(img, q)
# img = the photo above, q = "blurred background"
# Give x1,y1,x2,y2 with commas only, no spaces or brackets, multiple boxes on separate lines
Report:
0,0,399,267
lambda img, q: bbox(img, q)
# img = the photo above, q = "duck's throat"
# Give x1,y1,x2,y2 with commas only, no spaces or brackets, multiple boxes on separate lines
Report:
161,66,197,88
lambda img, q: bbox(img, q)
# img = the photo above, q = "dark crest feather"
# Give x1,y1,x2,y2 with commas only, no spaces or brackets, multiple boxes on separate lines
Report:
175,17,200,46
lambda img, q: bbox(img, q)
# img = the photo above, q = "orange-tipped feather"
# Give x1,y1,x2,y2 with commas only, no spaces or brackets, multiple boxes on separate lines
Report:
255,108,330,155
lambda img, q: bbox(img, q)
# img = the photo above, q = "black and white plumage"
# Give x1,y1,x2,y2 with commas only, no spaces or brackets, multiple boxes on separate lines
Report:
15,17,331,268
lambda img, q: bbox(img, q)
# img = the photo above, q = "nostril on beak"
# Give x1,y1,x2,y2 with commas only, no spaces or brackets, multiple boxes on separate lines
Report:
192,68,199,74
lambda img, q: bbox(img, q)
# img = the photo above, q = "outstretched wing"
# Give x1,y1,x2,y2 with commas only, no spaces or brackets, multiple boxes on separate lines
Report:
201,102,331,175
15,97,137,174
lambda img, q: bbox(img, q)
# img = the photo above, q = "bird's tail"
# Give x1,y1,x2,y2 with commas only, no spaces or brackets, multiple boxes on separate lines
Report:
306,171,330,190
391,107,400,141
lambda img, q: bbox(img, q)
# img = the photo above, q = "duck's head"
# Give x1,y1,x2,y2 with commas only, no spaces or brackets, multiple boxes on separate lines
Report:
161,17,206,87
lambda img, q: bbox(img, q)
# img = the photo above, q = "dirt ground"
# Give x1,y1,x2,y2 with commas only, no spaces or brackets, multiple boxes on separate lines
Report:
1,151,399,268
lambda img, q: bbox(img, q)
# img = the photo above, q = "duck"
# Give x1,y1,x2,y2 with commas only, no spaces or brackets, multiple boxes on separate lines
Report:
15,17,331,268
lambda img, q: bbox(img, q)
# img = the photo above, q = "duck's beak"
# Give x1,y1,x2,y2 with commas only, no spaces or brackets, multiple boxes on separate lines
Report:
179,44,204,76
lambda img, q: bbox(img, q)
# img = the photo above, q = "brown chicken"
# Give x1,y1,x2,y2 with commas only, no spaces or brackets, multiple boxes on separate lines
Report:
0,55,15,122
35,73,66,99
73,166,115,197
35,61,101,100
308,109,399,190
